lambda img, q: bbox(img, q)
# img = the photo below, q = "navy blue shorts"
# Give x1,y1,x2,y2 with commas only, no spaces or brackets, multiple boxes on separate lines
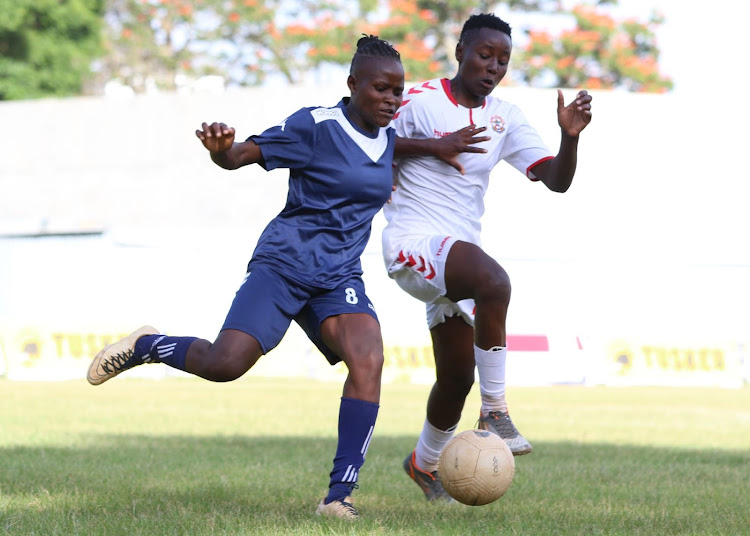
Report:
221,264,379,365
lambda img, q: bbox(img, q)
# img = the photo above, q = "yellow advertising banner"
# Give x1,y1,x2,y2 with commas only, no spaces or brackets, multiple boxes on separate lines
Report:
588,338,746,388
1,326,746,388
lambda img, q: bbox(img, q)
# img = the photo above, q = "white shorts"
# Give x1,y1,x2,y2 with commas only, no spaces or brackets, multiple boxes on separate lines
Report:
383,234,476,329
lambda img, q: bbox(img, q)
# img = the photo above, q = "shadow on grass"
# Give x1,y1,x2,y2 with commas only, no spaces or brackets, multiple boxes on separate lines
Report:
1,436,749,535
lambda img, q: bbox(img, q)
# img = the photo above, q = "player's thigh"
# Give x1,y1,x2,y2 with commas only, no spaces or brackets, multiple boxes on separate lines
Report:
444,241,510,303
320,313,384,366
430,315,476,383
297,278,382,365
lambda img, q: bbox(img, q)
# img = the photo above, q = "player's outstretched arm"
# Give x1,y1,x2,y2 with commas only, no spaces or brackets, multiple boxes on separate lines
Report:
532,90,593,193
395,125,489,175
195,122,263,170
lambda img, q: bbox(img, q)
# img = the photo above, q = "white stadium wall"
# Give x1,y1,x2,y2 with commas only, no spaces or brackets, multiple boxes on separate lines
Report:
1,84,748,387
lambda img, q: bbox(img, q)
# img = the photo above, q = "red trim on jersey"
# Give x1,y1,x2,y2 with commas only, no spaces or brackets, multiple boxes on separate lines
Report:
507,335,550,352
394,81,439,120
440,78,487,110
408,81,437,94
527,156,554,181
440,79,458,106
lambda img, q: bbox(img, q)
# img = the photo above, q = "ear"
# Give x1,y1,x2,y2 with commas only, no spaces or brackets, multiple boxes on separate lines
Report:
455,42,464,63
347,74,356,94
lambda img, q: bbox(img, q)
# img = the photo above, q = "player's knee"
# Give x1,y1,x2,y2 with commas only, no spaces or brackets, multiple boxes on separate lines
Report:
438,369,474,398
475,267,511,306
341,342,384,389
350,349,384,377
205,350,255,382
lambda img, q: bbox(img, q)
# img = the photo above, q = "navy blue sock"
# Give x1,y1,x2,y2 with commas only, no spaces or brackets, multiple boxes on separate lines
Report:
325,397,379,504
134,334,197,372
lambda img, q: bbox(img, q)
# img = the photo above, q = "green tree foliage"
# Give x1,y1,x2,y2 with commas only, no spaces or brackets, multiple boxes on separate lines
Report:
99,0,671,94
0,0,105,100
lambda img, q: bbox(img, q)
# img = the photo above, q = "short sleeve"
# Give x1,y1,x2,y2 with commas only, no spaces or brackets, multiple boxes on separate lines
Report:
249,108,316,171
393,98,422,139
499,106,553,179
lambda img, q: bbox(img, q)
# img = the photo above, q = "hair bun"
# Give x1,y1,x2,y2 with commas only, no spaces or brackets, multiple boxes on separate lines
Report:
356,34,380,48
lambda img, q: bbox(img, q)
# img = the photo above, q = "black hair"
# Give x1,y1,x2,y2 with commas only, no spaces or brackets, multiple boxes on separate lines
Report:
350,34,401,75
458,13,512,46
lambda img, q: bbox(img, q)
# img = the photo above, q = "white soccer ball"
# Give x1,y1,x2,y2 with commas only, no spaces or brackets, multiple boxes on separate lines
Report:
437,429,515,506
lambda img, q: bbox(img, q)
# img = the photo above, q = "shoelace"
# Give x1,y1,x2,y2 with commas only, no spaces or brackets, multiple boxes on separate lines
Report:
101,350,139,374
479,411,518,437
338,500,358,516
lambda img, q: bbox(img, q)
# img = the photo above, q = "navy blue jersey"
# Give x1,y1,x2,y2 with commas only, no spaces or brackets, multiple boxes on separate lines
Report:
248,99,395,289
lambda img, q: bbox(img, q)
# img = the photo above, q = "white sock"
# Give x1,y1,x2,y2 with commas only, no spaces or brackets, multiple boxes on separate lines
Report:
474,345,508,414
415,419,457,472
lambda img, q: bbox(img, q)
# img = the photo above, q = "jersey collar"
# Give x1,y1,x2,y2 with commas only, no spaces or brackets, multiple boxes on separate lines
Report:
441,78,487,109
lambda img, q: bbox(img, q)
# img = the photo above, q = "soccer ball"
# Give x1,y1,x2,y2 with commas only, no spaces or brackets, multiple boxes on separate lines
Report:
437,429,515,506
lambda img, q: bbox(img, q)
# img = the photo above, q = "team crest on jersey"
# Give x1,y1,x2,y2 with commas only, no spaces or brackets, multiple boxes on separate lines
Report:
490,115,506,133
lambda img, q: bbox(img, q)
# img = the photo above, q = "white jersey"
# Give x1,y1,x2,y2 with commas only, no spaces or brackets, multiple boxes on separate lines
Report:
383,78,553,246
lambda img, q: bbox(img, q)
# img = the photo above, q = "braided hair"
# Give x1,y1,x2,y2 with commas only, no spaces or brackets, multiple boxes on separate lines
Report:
350,34,401,75
459,13,512,46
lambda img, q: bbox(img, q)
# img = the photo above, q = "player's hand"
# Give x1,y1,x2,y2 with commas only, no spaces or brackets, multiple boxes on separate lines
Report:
386,183,397,204
557,90,592,137
386,166,398,204
195,122,236,153
434,125,489,175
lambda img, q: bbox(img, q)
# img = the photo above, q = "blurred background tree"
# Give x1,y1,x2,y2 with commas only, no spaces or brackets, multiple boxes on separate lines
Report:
0,0,672,100
515,3,672,92
0,0,105,100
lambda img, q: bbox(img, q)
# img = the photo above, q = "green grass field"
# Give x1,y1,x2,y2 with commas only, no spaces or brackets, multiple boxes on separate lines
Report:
1,377,748,535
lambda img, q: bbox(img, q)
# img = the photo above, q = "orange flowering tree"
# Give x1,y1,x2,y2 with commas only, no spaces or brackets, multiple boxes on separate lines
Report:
369,0,672,91
515,3,673,92
100,0,672,93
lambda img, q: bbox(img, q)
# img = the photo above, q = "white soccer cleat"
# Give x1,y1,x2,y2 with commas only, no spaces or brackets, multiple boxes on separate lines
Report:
86,325,159,385
315,496,359,520
477,410,533,456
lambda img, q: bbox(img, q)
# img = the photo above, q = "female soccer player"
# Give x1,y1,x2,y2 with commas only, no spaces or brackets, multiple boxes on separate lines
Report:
87,35,404,521
383,13,593,501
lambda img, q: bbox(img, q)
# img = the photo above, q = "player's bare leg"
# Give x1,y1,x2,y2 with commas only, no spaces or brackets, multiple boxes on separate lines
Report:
184,329,263,382
403,316,474,502
322,313,383,404
444,241,532,455
428,316,475,431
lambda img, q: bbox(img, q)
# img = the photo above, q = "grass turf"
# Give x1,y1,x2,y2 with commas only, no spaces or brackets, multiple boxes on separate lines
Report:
1,378,748,535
